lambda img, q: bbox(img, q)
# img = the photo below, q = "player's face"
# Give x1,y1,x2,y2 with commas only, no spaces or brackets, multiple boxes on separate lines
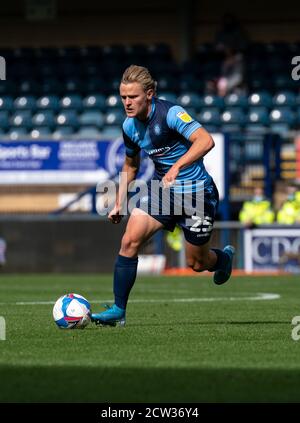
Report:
120,82,154,120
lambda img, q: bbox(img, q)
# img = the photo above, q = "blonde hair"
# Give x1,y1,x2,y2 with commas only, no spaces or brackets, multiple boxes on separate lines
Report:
121,65,157,95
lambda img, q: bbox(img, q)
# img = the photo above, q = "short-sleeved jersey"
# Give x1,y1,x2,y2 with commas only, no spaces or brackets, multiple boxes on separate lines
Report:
122,97,213,192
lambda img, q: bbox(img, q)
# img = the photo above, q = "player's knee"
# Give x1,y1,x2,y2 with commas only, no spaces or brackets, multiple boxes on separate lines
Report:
120,233,141,256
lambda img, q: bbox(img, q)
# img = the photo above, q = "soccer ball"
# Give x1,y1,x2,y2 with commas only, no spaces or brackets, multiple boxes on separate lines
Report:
53,293,91,329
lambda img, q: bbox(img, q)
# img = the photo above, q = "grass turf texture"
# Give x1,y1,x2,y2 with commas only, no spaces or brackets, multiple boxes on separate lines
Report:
0,274,300,403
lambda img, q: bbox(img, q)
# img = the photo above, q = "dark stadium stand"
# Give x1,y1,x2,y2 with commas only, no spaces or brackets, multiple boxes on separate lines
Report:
0,41,299,139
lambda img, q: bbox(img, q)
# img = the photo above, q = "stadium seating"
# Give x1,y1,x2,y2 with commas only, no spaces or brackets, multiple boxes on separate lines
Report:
30,127,53,139
0,96,13,112
7,128,29,140
60,95,83,112
224,93,248,109
0,111,9,131
273,91,296,108
36,95,60,112
199,95,224,109
0,42,299,139
82,95,106,112
105,94,123,109
32,111,56,129
56,111,79,131
100,125,122,139
245,107,270,133
10,111,32,130
197,108,221,132
76,126,102,139
158,92,177,103
105,110,124,126
78,111,104,128
220,108,246,132
248,92,273,108
177,93,202,112
269,107,296,135
14,96,36,112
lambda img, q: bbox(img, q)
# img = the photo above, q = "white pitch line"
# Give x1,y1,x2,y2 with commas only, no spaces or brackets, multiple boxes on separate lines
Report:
0,293,280,306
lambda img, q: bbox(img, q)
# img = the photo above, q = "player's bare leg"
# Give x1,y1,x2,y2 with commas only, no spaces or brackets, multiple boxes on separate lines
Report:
91,209,164,326
185,240,235,284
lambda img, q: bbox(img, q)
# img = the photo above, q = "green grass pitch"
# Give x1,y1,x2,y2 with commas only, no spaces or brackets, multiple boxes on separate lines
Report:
0,273,300,403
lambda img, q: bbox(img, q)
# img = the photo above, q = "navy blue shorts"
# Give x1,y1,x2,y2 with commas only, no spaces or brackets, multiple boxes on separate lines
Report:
137,179,219,246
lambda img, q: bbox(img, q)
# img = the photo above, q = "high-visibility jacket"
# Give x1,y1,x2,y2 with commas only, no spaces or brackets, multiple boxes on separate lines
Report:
239,199,275,225
277,199,300,224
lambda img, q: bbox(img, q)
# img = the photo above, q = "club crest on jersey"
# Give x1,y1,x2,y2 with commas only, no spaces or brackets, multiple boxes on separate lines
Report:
177,111,193,123
154,124,161,135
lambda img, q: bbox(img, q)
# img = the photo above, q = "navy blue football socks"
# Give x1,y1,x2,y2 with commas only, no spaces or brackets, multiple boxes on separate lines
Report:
209,248,230,272
113,254,138,310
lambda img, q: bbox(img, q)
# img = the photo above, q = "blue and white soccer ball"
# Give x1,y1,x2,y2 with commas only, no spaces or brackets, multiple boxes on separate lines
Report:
53,293,91,329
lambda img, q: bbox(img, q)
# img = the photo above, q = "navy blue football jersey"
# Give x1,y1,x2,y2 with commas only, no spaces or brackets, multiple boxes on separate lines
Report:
122,97,213,192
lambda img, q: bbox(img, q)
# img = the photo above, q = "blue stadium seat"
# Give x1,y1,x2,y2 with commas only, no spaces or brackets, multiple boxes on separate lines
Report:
269,107,296,134
53,126,75,139
59,95,83,112
104,110,124,126
220,108,246,132
10,111,32,129
79,111,104,128
224,93,248,109
199,95,224,110
105,94,123,109
100,125,122,140
7,128,29,140
82,95,106,112
177,93,202,111
36,95,60,112
14,96,36,112
273,91,296,108
0,111,9,131
248,92,272,108
32,111,56,129
158,92,177,103
245,107,270,133
30,127,53,139
0,96,13,112
56,111,78,129
76,126,102,139
198,108,221,132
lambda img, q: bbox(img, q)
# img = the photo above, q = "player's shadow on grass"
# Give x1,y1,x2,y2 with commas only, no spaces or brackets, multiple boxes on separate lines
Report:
0,365,300,402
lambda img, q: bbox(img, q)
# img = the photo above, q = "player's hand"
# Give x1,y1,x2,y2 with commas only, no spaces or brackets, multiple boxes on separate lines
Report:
108,205,123,224
162,165,180,189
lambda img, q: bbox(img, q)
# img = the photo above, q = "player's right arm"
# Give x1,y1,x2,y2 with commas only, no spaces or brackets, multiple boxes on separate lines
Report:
108,154,140,224
108,126,141,223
